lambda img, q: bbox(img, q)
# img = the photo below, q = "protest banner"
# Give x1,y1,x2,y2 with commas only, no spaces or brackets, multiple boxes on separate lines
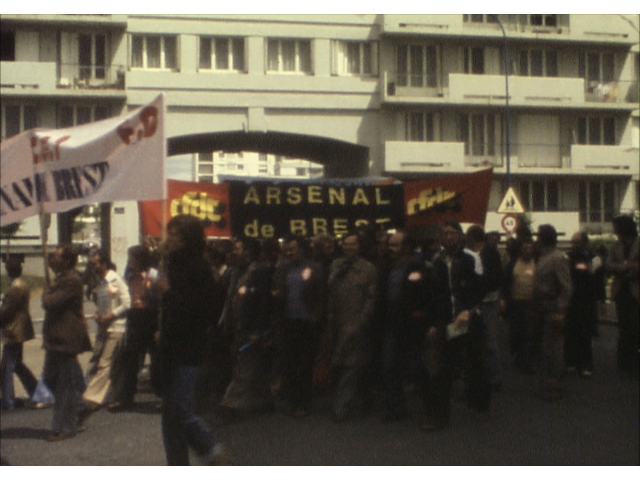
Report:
139,179,231,238
227,178,404,238
403,168,493,227
0,94,166,227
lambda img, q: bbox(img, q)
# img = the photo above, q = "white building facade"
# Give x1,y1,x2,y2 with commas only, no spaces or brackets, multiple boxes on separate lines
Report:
2,14,639,254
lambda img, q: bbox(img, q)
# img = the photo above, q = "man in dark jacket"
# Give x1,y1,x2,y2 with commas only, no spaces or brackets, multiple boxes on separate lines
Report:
157,214,227,465
272,235,326,418
41,244,92,441
380,230,432,422
424,221,489,431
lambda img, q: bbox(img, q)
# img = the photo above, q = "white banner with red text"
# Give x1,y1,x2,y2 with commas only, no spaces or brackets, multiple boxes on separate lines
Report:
0,94,166,227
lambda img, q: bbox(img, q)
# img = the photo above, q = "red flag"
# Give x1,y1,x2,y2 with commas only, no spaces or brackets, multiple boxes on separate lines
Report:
403,169,493,227
139,179,231,238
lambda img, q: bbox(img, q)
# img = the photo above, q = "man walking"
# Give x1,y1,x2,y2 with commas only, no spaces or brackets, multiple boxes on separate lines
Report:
41,244,92,441
534,224,572,401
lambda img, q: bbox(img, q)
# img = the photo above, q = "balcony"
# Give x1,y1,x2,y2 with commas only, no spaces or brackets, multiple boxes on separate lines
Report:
384,72,639,107
584,80,639,104
1,61,57,92
571,145,639,174
384,141,466,173
57,63,126,90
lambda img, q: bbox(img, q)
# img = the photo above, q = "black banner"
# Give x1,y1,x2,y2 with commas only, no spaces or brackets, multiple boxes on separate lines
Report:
228,179,404,238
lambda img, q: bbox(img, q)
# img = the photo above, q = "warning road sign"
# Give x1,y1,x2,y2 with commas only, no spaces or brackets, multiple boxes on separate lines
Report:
501,214,519,233
497,187,525,214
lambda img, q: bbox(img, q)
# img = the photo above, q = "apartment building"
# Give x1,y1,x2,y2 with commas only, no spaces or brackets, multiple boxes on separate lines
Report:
2,15,638,249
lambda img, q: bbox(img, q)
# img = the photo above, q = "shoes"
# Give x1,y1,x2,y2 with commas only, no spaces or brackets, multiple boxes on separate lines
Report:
202,443,230,465
47,431,77,442
77,402,99,428
107,402,131,412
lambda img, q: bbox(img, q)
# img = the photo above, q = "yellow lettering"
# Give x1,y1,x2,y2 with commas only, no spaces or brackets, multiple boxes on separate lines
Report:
243,187,261,205
308,186,323,204
352,188,370,206
290,219,307,236
328,188,346,205
244,219,260,237
355,219,369,227
375,187,391,205
287,187,302,205
261,224,275,238
312,218,328,235
334,218,348,236
266,187,281,205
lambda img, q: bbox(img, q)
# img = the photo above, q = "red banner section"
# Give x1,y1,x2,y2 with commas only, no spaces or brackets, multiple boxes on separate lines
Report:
139,179,231,238
403,169,493,227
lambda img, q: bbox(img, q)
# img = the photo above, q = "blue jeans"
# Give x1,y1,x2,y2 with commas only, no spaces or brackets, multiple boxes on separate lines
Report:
43,350,85,434
1,343,37,409
161,365,218,465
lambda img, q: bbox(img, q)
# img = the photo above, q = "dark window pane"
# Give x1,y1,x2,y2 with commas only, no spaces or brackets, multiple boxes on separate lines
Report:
589,182,601,222
519,183,530,211
95,35,106,79
426,45,437,87
604,181,615,222
24,106,38,130
461,114,469,155
578,182,587,222
547,181,559,211
216,38,229,70
410,45,423,87
79,34,92,80
0,30,15,61
94,105,110,121
531,50,543,77
587,53,599,82
4,105,20,138
409,113,424,141
200,38,211,69
58,106,74,128
577,118,587,145
426,113,434,142
519,50,529,76
532,181,545,211
397,45,408,86
472,48,484,74
588,117,601,145
164,36,177,69
604,117,615,145
146,37,161,68
299,40,311,73
232,38,244,71
487,114,495,156
546,50,558,77
603,53,614,82
77,106,91,125
471,14,483,23
530,15,543,26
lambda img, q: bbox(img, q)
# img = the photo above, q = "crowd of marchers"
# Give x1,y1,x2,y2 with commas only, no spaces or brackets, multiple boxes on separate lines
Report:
1,214,638,465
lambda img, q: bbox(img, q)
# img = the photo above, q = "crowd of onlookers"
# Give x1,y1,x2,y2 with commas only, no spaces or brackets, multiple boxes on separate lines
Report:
1,213,638,464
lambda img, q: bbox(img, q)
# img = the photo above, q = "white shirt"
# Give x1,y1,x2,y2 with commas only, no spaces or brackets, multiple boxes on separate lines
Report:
96,269,131,334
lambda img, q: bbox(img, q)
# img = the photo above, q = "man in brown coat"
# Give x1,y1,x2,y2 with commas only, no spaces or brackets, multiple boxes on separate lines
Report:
327,233,378,422
1,256,37,410
41,244,92,441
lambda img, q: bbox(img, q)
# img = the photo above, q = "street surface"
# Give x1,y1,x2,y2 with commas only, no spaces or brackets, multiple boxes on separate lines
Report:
1,290,638,465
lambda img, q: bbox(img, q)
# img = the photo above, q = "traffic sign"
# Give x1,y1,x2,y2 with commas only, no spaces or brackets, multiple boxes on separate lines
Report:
501,214,519,233
497,187,525,214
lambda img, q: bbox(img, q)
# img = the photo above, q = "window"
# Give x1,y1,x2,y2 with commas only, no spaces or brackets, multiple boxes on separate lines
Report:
397,44,438,87
0,30,15,61
518,49,558,77
579,51,615,83
79,33,106,80
461,113,496,156
405,112,436,142
258,153,268,161
57,105,111,128
464,47,485,74
577,116,616,145
1,104,38,139
528,15,557,27
518,180,560,212
199,37,245,71
267,39,312,73
131,35,177,70
579,180,617,222
332,41,378,76
463,14,498,24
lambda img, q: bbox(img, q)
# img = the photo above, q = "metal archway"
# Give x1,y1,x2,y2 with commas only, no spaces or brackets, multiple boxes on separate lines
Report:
167,130,370,178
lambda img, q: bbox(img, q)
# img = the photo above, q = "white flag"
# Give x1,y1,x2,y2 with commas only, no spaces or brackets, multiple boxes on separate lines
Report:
1,94,166,227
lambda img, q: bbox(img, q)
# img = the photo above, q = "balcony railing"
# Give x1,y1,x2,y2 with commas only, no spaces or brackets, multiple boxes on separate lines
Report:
584,80,639,104
57,63,125,90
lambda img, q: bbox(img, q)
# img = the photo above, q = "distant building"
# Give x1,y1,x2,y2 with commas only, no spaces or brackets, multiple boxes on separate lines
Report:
2,14,639,263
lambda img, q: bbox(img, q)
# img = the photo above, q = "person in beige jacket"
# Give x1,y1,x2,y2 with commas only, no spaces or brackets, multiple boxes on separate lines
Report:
1,256,37,410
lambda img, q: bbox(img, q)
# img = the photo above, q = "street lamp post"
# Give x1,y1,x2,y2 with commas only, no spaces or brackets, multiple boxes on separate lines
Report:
492,15,512,191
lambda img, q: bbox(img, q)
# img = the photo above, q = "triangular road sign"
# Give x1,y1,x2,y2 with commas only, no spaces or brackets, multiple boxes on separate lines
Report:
497,187,526,214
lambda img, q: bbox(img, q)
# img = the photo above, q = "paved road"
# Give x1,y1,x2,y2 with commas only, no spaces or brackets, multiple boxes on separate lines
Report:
1,315,638,465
